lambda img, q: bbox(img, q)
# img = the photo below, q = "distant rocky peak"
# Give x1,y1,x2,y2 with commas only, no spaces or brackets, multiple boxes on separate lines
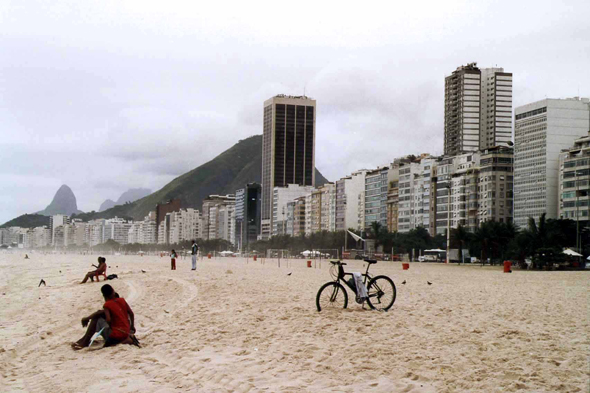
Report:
38,184,82,216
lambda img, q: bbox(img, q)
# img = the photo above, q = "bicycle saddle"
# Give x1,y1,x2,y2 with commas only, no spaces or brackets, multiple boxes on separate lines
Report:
364,259,378,264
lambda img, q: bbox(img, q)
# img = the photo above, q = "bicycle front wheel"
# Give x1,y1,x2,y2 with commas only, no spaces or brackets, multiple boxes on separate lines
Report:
316,282,348,312
366,275,396,311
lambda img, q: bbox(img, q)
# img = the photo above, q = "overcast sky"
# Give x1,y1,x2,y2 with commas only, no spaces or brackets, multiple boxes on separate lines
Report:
1,0,589,224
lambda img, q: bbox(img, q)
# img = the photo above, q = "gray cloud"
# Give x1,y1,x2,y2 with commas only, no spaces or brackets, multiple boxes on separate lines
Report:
1,0,589,223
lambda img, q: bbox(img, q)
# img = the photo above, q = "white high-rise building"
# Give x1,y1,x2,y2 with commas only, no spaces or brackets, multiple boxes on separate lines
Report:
444,63,513,155
167,208,202,244
514,97,590,228
335,170,368,232
397,156,436,233
49,214,69,245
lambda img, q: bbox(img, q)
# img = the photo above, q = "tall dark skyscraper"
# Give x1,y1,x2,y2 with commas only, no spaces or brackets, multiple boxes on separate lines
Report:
261,95,316,238
235,183,261,250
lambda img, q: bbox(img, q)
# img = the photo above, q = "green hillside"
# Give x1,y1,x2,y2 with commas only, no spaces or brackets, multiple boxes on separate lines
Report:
126,134,329,220
1,214,49,229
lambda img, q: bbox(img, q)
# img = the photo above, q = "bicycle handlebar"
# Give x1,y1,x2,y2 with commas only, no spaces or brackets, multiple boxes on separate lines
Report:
329,260,346,266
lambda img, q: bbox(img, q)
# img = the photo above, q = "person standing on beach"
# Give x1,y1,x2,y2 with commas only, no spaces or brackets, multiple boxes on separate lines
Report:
191,240,198,270
170,249,177,270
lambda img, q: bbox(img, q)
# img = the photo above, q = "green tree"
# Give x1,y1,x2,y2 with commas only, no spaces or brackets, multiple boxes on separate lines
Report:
451,224,471,263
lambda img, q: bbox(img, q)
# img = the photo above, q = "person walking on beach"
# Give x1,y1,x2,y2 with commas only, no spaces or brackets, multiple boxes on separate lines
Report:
71,284,138,350
170,249,177,270
191,240,198,270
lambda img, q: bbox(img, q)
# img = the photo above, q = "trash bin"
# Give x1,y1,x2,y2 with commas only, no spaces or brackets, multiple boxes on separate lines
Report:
307,260,312,268
253,255,257,261
503,260,512,273
208,253,211,259
402,263,409,270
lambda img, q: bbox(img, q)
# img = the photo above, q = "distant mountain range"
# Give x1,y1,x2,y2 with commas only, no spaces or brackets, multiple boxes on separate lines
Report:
99,188,152,212
2,135,329,227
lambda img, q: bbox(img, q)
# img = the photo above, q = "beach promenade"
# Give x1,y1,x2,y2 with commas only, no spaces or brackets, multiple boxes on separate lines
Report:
0,254,588,392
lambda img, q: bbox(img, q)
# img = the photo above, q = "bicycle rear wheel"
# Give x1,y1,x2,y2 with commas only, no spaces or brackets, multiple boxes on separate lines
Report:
316,282,348,312
366,275,396,311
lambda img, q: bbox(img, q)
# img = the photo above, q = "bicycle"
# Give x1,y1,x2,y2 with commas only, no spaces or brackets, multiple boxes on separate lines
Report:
316,259,396,312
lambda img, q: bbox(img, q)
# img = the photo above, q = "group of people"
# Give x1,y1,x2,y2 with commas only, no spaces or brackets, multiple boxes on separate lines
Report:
169,240,199,271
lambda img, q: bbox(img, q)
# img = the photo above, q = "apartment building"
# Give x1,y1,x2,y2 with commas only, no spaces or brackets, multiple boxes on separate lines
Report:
434,152,481,235
397,155,436,234
102,217,132,245
444,63,512,155
514,97,590,227
272,184,315,236
478,146,514,224
559,131,590,224
202,195,235,240
49,214,69,245
335,170,368,232
364,167,389,230
292,196,306,236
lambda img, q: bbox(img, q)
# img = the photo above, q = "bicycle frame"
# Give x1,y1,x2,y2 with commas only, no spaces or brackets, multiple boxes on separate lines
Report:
334,262,373,294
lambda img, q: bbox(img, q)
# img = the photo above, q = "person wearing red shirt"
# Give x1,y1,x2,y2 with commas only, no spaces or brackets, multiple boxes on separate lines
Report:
71,284,139,349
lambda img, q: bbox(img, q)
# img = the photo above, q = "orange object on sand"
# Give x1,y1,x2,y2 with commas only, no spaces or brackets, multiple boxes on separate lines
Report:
95,264,107,281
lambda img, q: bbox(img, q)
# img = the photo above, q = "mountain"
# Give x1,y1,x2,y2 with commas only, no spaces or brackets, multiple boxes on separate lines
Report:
116,188,152,204
99,199,116,212
122,134,329,220
37,185,82,216
1,213,49,229
99,188,152,212
2,135,329,227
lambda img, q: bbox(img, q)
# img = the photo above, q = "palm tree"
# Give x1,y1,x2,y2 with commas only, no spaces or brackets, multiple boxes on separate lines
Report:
370,221,384,250
474,222,493,263
451,224,470,263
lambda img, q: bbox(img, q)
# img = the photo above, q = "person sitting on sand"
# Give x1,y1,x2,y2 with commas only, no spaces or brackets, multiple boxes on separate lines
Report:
71,284,138,350
80,257,107,284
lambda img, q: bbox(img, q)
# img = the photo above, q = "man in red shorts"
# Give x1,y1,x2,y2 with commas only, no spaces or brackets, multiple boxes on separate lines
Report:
71,284,138,349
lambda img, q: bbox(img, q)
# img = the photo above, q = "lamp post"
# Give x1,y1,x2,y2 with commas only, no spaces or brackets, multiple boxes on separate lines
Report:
446,182,452,264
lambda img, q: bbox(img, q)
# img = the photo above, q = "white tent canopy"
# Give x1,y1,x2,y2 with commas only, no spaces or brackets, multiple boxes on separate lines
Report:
301,250,321,256
425,249,446,253
220,250,234,255
562,248,582,257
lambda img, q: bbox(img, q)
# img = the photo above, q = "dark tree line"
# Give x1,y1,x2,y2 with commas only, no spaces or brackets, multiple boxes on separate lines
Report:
450,214,585,268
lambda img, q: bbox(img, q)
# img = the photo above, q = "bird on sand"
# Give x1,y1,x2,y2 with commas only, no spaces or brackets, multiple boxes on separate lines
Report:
402,280,406,285
141,269,147,273
427,281,432,285
38,279,46,287
287,272,292,276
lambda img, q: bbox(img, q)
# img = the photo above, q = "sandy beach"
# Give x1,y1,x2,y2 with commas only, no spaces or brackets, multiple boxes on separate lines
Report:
0,253,588,392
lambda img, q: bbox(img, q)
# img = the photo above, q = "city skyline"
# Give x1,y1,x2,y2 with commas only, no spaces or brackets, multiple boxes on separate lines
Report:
1,1,589,224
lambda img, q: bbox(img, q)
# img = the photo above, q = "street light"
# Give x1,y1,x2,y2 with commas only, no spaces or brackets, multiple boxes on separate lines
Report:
446,181,452,264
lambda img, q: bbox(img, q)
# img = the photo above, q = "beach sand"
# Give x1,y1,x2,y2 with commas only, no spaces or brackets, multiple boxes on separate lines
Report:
0,253,588,392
